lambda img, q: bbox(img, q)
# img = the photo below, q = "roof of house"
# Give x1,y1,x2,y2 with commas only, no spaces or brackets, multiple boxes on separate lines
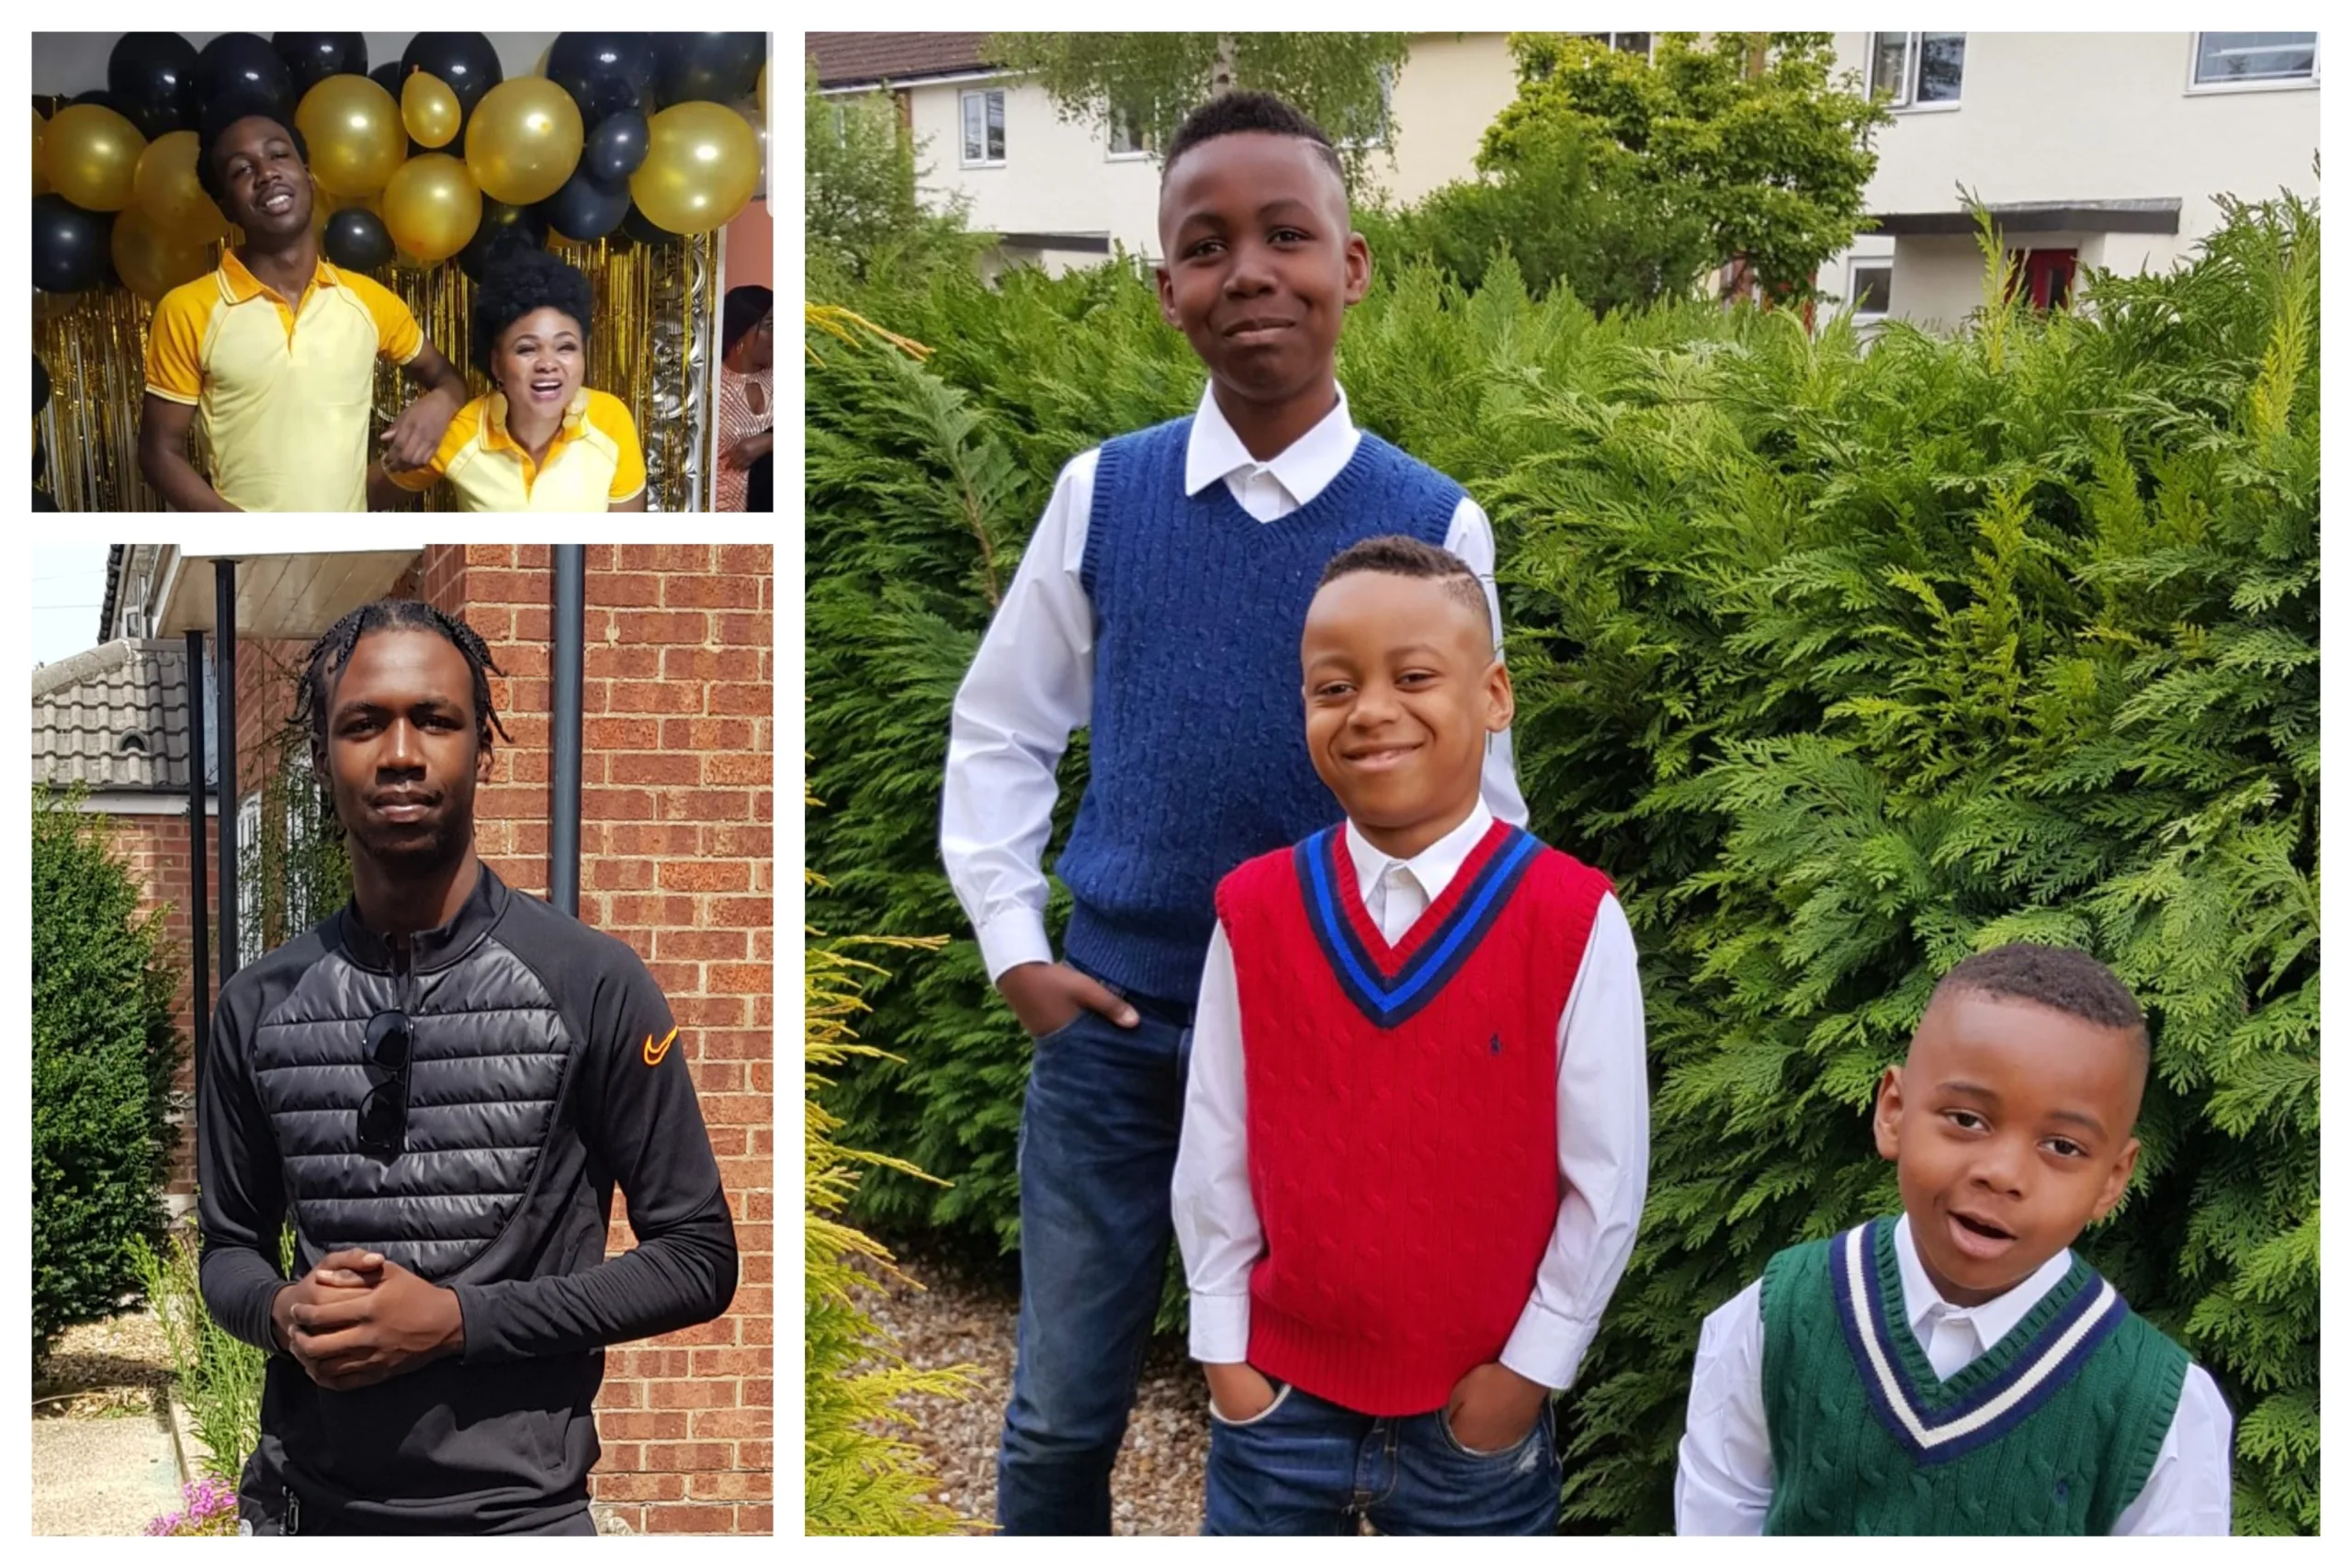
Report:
806,32,996,89
32,638,213,795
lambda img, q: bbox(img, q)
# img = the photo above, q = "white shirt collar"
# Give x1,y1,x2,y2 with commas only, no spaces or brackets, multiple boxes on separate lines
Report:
1183,380,1360,503
1342,800,1496,912
1891,1211,2076,1349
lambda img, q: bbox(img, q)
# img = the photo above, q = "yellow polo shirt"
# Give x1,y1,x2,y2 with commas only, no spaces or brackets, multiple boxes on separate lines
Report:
144,252,425,513
388,388,647,511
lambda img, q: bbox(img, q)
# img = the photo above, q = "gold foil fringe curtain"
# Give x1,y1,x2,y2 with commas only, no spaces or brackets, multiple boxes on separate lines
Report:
33,228,717,512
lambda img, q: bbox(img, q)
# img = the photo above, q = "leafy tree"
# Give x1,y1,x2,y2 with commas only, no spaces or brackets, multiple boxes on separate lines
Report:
805,62,979,288
989,31,1410,192
1478,31,1889,304
31,785,182,1365
806,195,2319,1533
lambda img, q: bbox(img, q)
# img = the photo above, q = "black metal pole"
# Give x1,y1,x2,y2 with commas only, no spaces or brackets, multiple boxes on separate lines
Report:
214,559,239,983
185,629,210,1082
549,546,585,917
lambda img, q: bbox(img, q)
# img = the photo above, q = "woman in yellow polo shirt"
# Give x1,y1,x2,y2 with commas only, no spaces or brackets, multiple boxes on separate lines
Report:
372,244,648,511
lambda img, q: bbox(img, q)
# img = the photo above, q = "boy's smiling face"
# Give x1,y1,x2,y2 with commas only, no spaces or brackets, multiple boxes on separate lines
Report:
215,115,311,237
1154,131,1369,419
1300,570,1510,858
1874,988,2146,1306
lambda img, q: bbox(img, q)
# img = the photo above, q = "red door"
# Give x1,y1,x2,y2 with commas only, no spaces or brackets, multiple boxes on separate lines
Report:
2009,248,2078,310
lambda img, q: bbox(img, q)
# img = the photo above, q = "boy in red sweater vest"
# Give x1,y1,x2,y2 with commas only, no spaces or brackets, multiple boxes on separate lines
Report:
1172,536,1652,1534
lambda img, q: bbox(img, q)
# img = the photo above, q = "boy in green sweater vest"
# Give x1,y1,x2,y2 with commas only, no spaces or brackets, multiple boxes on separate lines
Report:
1676,943,2232,1535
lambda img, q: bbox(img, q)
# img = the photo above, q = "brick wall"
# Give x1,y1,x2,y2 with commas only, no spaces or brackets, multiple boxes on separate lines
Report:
421,544,774,1536
107,807,220,1213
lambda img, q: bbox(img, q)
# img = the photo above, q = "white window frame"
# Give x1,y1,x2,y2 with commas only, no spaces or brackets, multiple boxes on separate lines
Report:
1849,259,1893,323
1333,65,1396,152
235,789,263,963
960,87,1007,168
1870,32,1966,113
2187,32,2320,95
1576,32,1657,63
1104,104,1150,163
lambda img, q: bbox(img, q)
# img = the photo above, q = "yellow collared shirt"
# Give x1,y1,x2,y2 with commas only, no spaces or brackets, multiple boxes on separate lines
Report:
144,251,424,512
389,388,648,511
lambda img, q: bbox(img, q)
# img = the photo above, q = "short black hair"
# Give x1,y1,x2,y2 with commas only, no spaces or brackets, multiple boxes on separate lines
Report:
469,242,595,378
1933,943,2150,1053
722,285,773,357
1162,89,1344,187
294,601,513,796
197,96,308,207
1317,535,1494,646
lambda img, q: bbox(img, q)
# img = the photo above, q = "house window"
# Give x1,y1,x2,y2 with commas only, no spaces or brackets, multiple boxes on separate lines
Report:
1106,105,1149,160
961,88,1006,166
1849,262,1893,318
1335,65,1396,151
2191,33,2318,89
1576,32,1654,59
235,789,262,964
1871,33,1966,108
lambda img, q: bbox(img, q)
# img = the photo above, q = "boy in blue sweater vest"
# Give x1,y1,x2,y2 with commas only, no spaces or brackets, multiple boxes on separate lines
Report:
1173,537,1650,1535
941,93,1527,1534
1676,944,2232,1534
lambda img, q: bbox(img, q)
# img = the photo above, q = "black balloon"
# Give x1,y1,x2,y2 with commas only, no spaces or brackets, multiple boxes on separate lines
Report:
458,198,549,283
108,33,201,140
369,60,402,97
34,490,59,512
653,33,763,107
273,34,368,96
582,109,648,185
621,200,682,249
537,166,631,242
548,32,660,122
69,89,130,116
32,195,117,293
196,33,296,117
401,33,503,122
36,355,51,416
322,206,393,271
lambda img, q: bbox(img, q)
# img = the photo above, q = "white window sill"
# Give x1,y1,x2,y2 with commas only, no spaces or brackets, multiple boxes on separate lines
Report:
2186,77,2319,96
1105,150,1153,163
1885,99,1963,115
961,159,1008,170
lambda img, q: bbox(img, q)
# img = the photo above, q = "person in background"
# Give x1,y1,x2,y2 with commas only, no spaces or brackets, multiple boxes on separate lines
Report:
714,285,772,511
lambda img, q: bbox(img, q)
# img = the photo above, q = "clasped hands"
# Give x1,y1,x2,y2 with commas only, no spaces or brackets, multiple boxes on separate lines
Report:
271,1248,466,1392
1204,1359,1547,1452
378,388,463,476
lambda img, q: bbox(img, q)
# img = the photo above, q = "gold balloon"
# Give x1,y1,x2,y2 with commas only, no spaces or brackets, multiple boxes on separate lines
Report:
629,101,760,237
112,204,213,302
134,130,228,243
34,107,49,196
45,102,147,212
465,77,582,207
298,73,405,197
401,70,461,150
380,152,482,264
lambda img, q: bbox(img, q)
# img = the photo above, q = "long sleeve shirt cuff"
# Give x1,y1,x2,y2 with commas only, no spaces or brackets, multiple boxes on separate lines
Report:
977,908,1055,984
1498,1298,1599,1393
1188,1290,1252,1366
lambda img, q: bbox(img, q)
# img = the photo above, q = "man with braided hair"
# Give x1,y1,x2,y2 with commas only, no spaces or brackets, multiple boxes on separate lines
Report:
198,600,738,1534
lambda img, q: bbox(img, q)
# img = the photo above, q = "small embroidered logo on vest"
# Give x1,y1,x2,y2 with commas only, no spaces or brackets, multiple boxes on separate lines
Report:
1489,1032,1503,1055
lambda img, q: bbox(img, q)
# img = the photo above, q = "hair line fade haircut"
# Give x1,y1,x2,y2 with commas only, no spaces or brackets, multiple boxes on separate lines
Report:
1933,942,2151,1054
1161,89,1345,189
1317,534,1495,648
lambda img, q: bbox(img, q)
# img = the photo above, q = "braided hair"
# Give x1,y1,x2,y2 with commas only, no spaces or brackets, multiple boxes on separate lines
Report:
294,601,513,796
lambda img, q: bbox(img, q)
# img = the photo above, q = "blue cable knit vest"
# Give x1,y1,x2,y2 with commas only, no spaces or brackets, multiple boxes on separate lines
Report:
1055,412,1464,1000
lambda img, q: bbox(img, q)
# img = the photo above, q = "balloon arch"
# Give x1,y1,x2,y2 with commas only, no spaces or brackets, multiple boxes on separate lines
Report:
32,30,770,511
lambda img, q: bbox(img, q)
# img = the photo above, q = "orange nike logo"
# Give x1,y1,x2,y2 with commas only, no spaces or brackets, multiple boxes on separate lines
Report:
642,1026,680,1066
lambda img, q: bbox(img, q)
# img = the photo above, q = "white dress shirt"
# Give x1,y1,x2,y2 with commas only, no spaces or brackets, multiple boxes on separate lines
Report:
1674,1213,2233,1535
941,381,1530,983
1171,799,1651,1396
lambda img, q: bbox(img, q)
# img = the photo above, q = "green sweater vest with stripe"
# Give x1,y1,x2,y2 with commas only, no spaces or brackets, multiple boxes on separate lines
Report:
1759,1218,2190,1535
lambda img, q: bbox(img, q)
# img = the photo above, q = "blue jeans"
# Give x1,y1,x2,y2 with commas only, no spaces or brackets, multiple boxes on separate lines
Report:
1204,1382,1561,1536
994,1000,1193,1535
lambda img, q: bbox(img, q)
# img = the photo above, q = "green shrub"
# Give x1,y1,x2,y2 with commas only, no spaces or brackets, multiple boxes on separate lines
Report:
31,786,182,1364
129,1224,279,1483
805,195,2319,1532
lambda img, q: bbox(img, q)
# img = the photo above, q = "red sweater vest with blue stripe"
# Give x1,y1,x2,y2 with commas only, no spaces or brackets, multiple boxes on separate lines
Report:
1214,818,1613,1416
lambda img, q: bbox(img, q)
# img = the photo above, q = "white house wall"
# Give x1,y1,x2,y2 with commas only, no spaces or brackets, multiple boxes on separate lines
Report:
909,75,1164,266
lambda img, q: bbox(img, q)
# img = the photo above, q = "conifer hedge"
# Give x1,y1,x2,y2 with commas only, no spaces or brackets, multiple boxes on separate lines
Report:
806,197,2319,1532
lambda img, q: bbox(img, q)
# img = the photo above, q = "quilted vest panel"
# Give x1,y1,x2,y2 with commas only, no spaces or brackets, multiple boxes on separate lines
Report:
249,937,573,1281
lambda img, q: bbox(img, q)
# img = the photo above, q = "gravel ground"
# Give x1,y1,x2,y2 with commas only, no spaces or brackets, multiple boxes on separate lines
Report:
34,1312,174,1419
857,1238,1213,1537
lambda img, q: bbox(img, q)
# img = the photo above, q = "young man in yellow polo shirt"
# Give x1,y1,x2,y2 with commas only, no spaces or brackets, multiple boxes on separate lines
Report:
138,99,469,512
